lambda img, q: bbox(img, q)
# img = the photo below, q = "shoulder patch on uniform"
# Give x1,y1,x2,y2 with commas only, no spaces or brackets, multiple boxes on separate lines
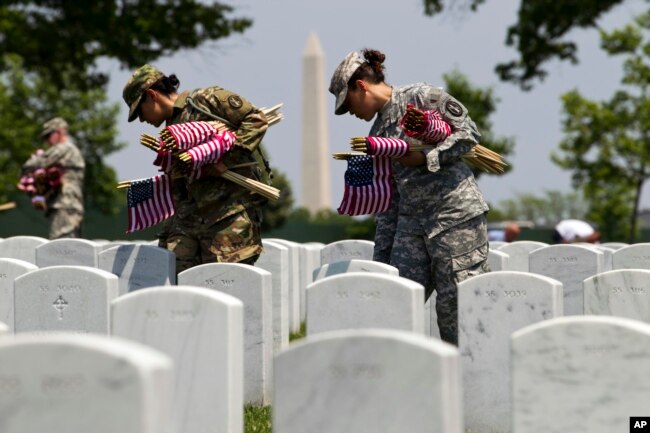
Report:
445,100,463,117
228,95,243,109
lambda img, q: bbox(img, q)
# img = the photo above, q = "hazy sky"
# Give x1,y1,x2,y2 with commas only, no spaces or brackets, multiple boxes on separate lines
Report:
104,0,650,211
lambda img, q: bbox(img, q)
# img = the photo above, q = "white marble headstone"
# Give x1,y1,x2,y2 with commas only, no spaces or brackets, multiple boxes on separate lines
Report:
529,244,604,315
273,329,462,433
0,258,38,332
98,244,176,295
111,286,244,433
320,239,374,265
584,269,650,322
306,272,424,335
612,243,650,270
298,243,322,321
0,333,173,433
264,238,301,333
458,271,563,433
312,259,398,281
14,266,119,334
178,263,273,405
498,241,547,272
255,240,289,352
35,238,102,268
512,316,650,433
0,320,8,335
488,241,507,250
600,242,628,250
0,235,48,264
487,249,509,271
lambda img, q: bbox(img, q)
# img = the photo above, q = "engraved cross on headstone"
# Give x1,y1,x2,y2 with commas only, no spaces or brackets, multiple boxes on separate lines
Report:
52,295,68,320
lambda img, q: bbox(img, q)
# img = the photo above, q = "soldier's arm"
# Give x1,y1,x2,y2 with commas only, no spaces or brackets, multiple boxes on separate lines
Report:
419,88,481,173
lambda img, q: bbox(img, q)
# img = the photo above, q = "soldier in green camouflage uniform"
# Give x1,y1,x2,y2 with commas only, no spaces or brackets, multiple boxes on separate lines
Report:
330,50,490,345
122,65,268,272
22,117,85,239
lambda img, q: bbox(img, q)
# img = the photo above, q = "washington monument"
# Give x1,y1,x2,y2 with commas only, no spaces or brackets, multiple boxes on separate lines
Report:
301,32,331,212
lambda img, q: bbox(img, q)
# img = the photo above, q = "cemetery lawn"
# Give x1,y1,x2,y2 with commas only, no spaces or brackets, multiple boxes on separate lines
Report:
245,405,271,433
289,321,306,341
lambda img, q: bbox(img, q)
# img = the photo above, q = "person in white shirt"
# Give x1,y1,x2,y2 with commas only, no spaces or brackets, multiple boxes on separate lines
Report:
552,219,601,243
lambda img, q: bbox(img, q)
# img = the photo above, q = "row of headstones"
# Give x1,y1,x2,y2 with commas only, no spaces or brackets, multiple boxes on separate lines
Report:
0,257,418,404
2,257,650,432
487,240,650,273
0,235,387,343
487,241,650,315
2,314,649,433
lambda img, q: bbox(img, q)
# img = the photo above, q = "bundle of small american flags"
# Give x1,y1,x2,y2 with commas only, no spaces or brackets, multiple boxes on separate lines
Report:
119,109,283,233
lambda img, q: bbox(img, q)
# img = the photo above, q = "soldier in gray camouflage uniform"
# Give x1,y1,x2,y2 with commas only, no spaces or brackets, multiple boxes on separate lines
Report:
329,49,490,345
22,117,85,239
122,65,268,272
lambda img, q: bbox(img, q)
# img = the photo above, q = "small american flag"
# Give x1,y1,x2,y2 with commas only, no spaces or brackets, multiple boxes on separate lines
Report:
126,174,175,233
165,121,217,150
337,155,393,216
185,130,236,170
366,136,409,157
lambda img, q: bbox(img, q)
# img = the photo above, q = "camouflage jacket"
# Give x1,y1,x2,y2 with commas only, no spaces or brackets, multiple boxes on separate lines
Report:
23,139,85,213
370,83,489,262
166,87,269,226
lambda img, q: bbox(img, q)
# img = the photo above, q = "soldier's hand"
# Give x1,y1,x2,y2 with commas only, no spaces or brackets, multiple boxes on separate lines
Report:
400,104,426,137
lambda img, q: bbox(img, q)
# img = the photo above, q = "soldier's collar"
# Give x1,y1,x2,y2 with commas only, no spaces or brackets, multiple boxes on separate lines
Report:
173,90,190,112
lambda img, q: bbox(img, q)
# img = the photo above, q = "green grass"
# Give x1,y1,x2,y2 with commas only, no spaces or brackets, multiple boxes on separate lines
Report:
244,405,271,433
289,321,306,341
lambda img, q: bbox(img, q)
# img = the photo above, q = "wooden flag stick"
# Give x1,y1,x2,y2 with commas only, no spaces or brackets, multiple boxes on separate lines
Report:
0,201,16,211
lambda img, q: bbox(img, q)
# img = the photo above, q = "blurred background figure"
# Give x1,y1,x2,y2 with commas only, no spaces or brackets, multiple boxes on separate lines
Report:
488,222,521,243
552,219,601,243
20,117,85,239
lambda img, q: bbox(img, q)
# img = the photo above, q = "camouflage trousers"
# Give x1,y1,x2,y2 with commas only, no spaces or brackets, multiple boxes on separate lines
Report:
48,208,83,240
389,213,490,345
159,209,263,273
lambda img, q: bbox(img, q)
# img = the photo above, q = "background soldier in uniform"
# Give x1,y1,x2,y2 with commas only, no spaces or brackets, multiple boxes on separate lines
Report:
122,64,269,272
329,49,490,345
21,117,85,239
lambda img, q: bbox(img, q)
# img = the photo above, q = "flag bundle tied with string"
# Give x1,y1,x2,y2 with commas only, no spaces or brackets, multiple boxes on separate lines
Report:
337,154,394,216
139,120,280,200
125,174,175,233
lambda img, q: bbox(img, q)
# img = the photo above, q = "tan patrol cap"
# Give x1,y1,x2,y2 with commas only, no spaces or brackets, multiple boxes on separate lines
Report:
40,117,68,138
122,64,164,122
329,51,364,115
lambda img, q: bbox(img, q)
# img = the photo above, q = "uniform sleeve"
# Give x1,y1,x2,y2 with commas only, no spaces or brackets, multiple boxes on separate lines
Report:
192,87,269,152
22,153,44,171
420,89,481,173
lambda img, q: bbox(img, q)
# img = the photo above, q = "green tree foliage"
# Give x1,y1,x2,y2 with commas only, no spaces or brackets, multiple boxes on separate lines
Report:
442,70,515,177
494,190,589,226
0,1,252,87
260,167,294,232
0,55,124,213
553,13,650,242
423,0,625,89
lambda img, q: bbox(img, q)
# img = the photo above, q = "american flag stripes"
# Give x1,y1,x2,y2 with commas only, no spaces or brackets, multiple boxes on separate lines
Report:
416,110,451,142
185,130,236,170
400,106,451,143
126,174,175,233
153,148,173,172
165,121,218,150
366,136,410,157
337,155,394,216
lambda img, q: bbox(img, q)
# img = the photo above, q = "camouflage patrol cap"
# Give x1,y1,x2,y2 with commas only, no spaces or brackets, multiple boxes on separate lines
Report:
40,117,68,138
329,51,364,115
122,64,164,122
